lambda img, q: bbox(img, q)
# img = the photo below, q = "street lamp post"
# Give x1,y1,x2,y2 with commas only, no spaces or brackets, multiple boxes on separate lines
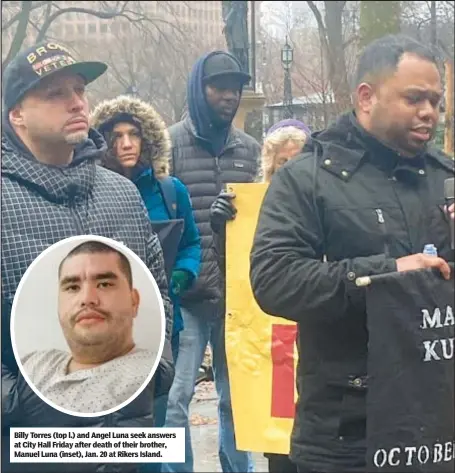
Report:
281,38,294,119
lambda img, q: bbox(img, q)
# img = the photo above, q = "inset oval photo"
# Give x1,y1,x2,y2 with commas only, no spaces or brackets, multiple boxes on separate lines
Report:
11,235,165,418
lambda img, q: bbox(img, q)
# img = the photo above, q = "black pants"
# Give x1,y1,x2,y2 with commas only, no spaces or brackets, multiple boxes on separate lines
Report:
266,453,298,473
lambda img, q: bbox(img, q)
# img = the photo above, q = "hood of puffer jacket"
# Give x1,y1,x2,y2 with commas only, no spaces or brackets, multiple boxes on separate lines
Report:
90,95,171,178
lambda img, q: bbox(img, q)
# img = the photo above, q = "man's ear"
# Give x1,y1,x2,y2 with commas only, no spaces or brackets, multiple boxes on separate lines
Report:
131,288,140,319
9,105,25,127
356,82,377,114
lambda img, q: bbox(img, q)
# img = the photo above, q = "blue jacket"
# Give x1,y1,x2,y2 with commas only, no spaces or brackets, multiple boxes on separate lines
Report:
135,168,201,333
91,95,201,336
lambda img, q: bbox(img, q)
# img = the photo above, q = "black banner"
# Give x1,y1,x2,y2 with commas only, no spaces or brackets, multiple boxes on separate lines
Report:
366,267,454,473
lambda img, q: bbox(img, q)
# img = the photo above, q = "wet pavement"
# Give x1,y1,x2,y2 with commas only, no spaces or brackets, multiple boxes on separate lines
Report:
190,381,268,472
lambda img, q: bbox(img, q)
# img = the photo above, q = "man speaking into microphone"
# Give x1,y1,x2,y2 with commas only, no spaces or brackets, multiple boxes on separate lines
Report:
250,34,454,473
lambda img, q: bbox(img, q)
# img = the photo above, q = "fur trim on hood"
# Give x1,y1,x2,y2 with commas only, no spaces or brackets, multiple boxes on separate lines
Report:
90,95,171,177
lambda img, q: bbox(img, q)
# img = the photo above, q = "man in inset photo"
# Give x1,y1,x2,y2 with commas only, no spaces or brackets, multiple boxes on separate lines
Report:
21,240,159,414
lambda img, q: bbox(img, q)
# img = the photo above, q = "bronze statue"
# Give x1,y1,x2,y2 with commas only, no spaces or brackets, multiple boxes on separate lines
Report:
222,0,249,75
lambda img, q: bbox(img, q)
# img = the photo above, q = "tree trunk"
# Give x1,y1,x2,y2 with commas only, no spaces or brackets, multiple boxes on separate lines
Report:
359,1,400,49
324,1,352,113
430,1,437,54
306,1,353,113
2,1,33,70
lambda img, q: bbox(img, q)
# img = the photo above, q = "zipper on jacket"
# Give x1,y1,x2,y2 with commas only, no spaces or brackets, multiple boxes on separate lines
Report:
389,175,414,253
214,155,222,193
214,137,239,193
375,208,390,256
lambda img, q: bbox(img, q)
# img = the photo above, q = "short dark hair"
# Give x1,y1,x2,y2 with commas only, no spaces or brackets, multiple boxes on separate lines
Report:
58,240,133,287
354,34,438,88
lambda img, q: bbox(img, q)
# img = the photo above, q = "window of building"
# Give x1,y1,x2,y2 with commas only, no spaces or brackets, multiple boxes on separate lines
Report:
77,24,85,35
110,22,119,33
272,109,281,123
100,23,108,33
88,23,97,34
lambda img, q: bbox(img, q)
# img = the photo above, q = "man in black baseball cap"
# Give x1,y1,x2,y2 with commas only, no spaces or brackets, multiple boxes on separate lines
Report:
3,41,107,112
2,41,107,166
201,51,251,87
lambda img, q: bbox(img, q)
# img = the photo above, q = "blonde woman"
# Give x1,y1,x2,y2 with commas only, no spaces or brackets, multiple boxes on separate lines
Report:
262,119,310,182
261,119,310,473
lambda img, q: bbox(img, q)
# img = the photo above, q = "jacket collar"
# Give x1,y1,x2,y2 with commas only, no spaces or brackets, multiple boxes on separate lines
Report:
184,116,243,153
312,112,454,181
1,129,104,204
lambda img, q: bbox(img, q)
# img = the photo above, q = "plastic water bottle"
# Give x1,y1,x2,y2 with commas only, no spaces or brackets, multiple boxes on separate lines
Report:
423,244,438,256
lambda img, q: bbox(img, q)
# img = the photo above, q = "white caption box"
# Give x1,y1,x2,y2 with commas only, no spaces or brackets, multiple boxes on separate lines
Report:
10,428,185,463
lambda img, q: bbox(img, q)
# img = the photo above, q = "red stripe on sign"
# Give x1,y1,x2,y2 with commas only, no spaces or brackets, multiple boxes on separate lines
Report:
271,324,297,418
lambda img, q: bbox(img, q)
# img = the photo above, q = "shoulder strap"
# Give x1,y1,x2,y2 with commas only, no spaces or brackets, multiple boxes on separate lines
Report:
169,147,176,176
158,177,177,219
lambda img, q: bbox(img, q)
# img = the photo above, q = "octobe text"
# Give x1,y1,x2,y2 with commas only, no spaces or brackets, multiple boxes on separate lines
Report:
373,442,455,468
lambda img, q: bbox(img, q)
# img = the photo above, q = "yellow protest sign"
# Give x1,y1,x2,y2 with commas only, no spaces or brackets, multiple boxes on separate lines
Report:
225,183,297,454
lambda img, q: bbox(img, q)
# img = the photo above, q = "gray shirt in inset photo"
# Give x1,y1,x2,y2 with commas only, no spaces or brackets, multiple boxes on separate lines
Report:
21,347,158,414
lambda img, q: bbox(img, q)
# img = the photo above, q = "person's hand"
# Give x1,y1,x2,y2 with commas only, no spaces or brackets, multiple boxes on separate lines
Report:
396,253,451,280
210,191,237,233
171,270,192,296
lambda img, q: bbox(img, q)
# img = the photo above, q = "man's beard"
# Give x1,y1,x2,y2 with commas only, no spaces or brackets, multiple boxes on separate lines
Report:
210,110,233,129
64,131,88,145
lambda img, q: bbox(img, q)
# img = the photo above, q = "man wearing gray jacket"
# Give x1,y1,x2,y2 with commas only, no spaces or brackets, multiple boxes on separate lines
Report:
1,41,173,473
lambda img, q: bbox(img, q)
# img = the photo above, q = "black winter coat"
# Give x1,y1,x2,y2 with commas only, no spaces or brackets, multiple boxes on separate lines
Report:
169,117,260,308
250,113,454,472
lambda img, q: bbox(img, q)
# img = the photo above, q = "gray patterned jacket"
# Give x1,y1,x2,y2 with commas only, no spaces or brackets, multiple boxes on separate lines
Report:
1,127,173,473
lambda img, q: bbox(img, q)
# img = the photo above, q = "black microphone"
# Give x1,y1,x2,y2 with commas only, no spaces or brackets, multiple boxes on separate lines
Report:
444,177,454,250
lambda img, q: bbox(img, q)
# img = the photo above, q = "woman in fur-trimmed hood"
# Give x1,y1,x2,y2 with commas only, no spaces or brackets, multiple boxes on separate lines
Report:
91,95,171,179
90,96,201,421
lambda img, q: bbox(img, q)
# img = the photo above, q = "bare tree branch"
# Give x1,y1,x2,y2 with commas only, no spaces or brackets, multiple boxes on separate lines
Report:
306,1,329,51
3,1,33,67
2,0,192,71
2,1,48,31
35,2,130,42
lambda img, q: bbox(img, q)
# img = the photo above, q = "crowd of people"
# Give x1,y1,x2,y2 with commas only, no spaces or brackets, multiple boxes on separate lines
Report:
1,32,454,473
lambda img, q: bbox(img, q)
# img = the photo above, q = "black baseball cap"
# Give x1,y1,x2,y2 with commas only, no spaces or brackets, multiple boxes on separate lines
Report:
202,52,251,86
3,41,108,111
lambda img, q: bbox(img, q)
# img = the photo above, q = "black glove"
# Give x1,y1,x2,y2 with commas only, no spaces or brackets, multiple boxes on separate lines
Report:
210,191,237,233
